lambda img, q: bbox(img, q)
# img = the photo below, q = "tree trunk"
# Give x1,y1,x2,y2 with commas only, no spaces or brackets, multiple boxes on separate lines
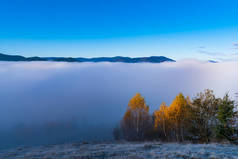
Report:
163,117,167,138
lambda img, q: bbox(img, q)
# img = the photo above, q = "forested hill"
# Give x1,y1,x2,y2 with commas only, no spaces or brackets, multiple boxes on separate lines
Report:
0,53,175,63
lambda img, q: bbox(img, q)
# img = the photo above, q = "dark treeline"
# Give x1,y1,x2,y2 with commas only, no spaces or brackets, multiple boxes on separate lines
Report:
114,89,238,144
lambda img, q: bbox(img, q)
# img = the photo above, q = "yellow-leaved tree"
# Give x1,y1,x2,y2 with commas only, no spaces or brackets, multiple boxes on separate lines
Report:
121,93,151,141
169,93,189,142
154,102,170,140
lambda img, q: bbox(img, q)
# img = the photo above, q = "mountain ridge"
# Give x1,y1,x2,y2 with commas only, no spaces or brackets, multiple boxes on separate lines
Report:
0,53,175,63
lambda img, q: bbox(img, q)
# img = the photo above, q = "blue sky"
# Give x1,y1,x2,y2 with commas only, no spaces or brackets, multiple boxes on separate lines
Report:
0,0,238,60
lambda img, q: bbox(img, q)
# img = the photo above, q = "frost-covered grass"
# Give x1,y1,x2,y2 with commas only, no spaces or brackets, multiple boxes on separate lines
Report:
0,142,238,159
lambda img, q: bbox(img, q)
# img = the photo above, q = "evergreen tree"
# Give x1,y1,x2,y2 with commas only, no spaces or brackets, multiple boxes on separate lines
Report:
216,93,237,143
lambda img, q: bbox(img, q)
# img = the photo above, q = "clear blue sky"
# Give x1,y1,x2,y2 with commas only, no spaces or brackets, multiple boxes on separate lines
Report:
0,0,238,60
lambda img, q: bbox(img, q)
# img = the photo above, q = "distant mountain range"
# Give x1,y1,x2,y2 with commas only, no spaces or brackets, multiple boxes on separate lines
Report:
0,53,175,63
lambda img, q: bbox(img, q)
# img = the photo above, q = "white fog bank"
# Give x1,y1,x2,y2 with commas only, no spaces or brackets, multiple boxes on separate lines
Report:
0,60,237,147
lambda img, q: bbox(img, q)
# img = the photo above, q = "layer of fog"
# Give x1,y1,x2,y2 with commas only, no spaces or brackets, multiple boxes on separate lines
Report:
0,60,237,148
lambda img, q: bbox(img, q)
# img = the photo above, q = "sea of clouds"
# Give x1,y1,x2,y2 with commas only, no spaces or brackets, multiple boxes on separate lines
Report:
0,60,237,147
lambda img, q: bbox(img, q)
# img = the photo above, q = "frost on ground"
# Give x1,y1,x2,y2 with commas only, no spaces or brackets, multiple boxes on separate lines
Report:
0,142,238,159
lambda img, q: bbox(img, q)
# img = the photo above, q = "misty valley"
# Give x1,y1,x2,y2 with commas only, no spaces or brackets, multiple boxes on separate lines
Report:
0,61,238,158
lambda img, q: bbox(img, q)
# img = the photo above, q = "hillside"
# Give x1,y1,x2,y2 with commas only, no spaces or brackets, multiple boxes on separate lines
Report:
0,142,237,159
